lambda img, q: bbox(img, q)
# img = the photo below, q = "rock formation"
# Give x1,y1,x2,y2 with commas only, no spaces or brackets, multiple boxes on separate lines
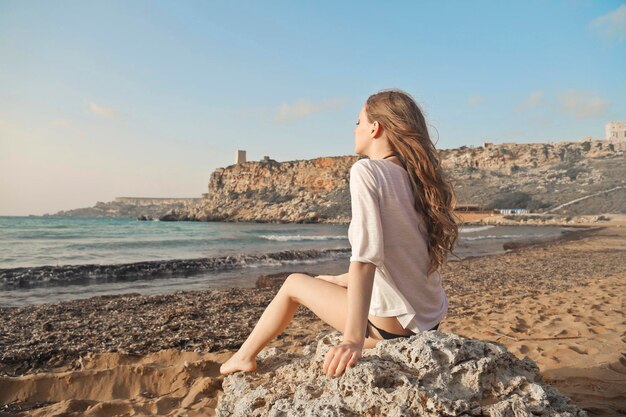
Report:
47,138,626,221
166,138,626,223
162,156,356,223
440,138,623,172
47,197,200,219
217,331,586,417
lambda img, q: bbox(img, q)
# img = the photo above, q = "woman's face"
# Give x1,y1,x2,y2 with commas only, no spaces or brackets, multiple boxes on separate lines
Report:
354,104,372,156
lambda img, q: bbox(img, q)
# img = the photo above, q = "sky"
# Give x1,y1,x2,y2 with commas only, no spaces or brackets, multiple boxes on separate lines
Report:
1,0,625,216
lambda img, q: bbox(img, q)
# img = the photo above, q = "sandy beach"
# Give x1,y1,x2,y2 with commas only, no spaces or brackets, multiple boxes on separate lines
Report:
1,223,625,416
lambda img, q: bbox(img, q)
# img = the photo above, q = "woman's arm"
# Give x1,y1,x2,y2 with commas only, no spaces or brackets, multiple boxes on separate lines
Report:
322,261,375,377
343,261,375,343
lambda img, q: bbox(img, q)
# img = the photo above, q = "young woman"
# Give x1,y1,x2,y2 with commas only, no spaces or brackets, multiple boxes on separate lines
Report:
220,89,460,378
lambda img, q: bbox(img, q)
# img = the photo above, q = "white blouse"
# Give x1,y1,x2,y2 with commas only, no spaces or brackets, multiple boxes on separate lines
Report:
347,158,448,332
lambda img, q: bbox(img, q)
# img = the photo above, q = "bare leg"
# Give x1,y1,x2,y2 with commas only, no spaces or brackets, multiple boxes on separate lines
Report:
219,273,402,375
220,273,357,374
219,275,303,374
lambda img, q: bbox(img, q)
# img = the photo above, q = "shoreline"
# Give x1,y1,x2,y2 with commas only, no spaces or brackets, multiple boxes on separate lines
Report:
0,223,593,300
0,226,603,367
1,226,625,415
501,226,600,251
0,224,600,309
0,248,351,291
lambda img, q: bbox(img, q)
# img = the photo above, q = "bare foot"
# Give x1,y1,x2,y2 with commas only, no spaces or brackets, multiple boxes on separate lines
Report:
219,351,257,375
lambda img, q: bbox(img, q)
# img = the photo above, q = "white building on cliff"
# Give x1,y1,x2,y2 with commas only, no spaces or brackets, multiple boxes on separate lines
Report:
605,122,626,140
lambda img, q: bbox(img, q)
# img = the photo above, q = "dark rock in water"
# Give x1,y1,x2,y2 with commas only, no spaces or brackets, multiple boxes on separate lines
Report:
136,214,154,221
159,209,184,221
217,331,587,417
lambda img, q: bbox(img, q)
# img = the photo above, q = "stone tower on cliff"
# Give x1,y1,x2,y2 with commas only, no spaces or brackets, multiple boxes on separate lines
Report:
235,149,246,164
605,122,626,140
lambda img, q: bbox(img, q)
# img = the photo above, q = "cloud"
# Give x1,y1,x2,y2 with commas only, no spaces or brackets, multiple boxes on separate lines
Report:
275,97,350,122
88,102,122,119
589,4,626,42
467,96,484,106
518,90,544,111
558,90,610,119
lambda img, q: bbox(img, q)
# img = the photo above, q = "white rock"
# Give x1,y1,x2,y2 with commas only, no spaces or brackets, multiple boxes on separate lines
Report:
217,331,586,417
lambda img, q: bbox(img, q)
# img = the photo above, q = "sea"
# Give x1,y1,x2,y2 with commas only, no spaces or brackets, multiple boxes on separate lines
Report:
0,216,580,307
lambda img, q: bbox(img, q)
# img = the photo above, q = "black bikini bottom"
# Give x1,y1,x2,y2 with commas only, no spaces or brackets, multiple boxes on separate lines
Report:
365,320,440,340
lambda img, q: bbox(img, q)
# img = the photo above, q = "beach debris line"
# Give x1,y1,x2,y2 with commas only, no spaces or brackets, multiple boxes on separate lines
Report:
0,247,351,289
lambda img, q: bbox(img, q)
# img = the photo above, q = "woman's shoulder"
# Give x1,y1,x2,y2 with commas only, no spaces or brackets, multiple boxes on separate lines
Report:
351,158,378,174
350,159,378,182
351,158,371,169
351,158,403,180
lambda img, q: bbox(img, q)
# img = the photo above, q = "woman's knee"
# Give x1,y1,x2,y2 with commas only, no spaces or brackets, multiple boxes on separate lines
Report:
280,273,309,296
284,273,303,287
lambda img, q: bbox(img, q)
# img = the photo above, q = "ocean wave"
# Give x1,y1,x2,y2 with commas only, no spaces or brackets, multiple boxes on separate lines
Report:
459,225,495,233
0,247,351,290
258,234,347,241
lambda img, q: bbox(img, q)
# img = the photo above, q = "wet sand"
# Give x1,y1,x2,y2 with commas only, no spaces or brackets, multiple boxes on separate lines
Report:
1,225,625,416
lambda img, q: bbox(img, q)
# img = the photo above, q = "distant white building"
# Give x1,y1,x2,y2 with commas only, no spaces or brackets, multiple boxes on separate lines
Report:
235,149,246,164
605,122,626,140
498,208,528,215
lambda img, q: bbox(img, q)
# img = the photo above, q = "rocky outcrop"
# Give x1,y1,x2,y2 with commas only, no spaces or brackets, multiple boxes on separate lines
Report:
217,331,586,417
47,138,626,221
162,156,356,223
440,138,625,172
165,138,626,223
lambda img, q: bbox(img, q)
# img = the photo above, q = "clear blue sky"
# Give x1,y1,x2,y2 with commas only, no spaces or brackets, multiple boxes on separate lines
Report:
1,0,625,215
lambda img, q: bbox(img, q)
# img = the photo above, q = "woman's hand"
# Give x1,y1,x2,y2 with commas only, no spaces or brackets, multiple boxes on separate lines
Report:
322,341,362,377
315,274,348,288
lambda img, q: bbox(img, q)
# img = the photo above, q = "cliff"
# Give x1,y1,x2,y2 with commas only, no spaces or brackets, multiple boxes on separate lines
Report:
162,138,626,223
47,197,201,219
161,156,358,223
439,137,623,171
444,138,626,216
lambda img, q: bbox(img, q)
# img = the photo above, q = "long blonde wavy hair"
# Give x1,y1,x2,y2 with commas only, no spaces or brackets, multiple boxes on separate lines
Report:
365,89,461,275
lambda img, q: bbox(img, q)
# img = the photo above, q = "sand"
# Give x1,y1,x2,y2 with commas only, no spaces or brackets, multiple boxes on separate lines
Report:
444,274,625,415
1,224,625,416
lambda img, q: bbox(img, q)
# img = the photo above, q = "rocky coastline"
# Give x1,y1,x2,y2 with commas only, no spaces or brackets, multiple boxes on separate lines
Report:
46,138,626,222
162,138,626,223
